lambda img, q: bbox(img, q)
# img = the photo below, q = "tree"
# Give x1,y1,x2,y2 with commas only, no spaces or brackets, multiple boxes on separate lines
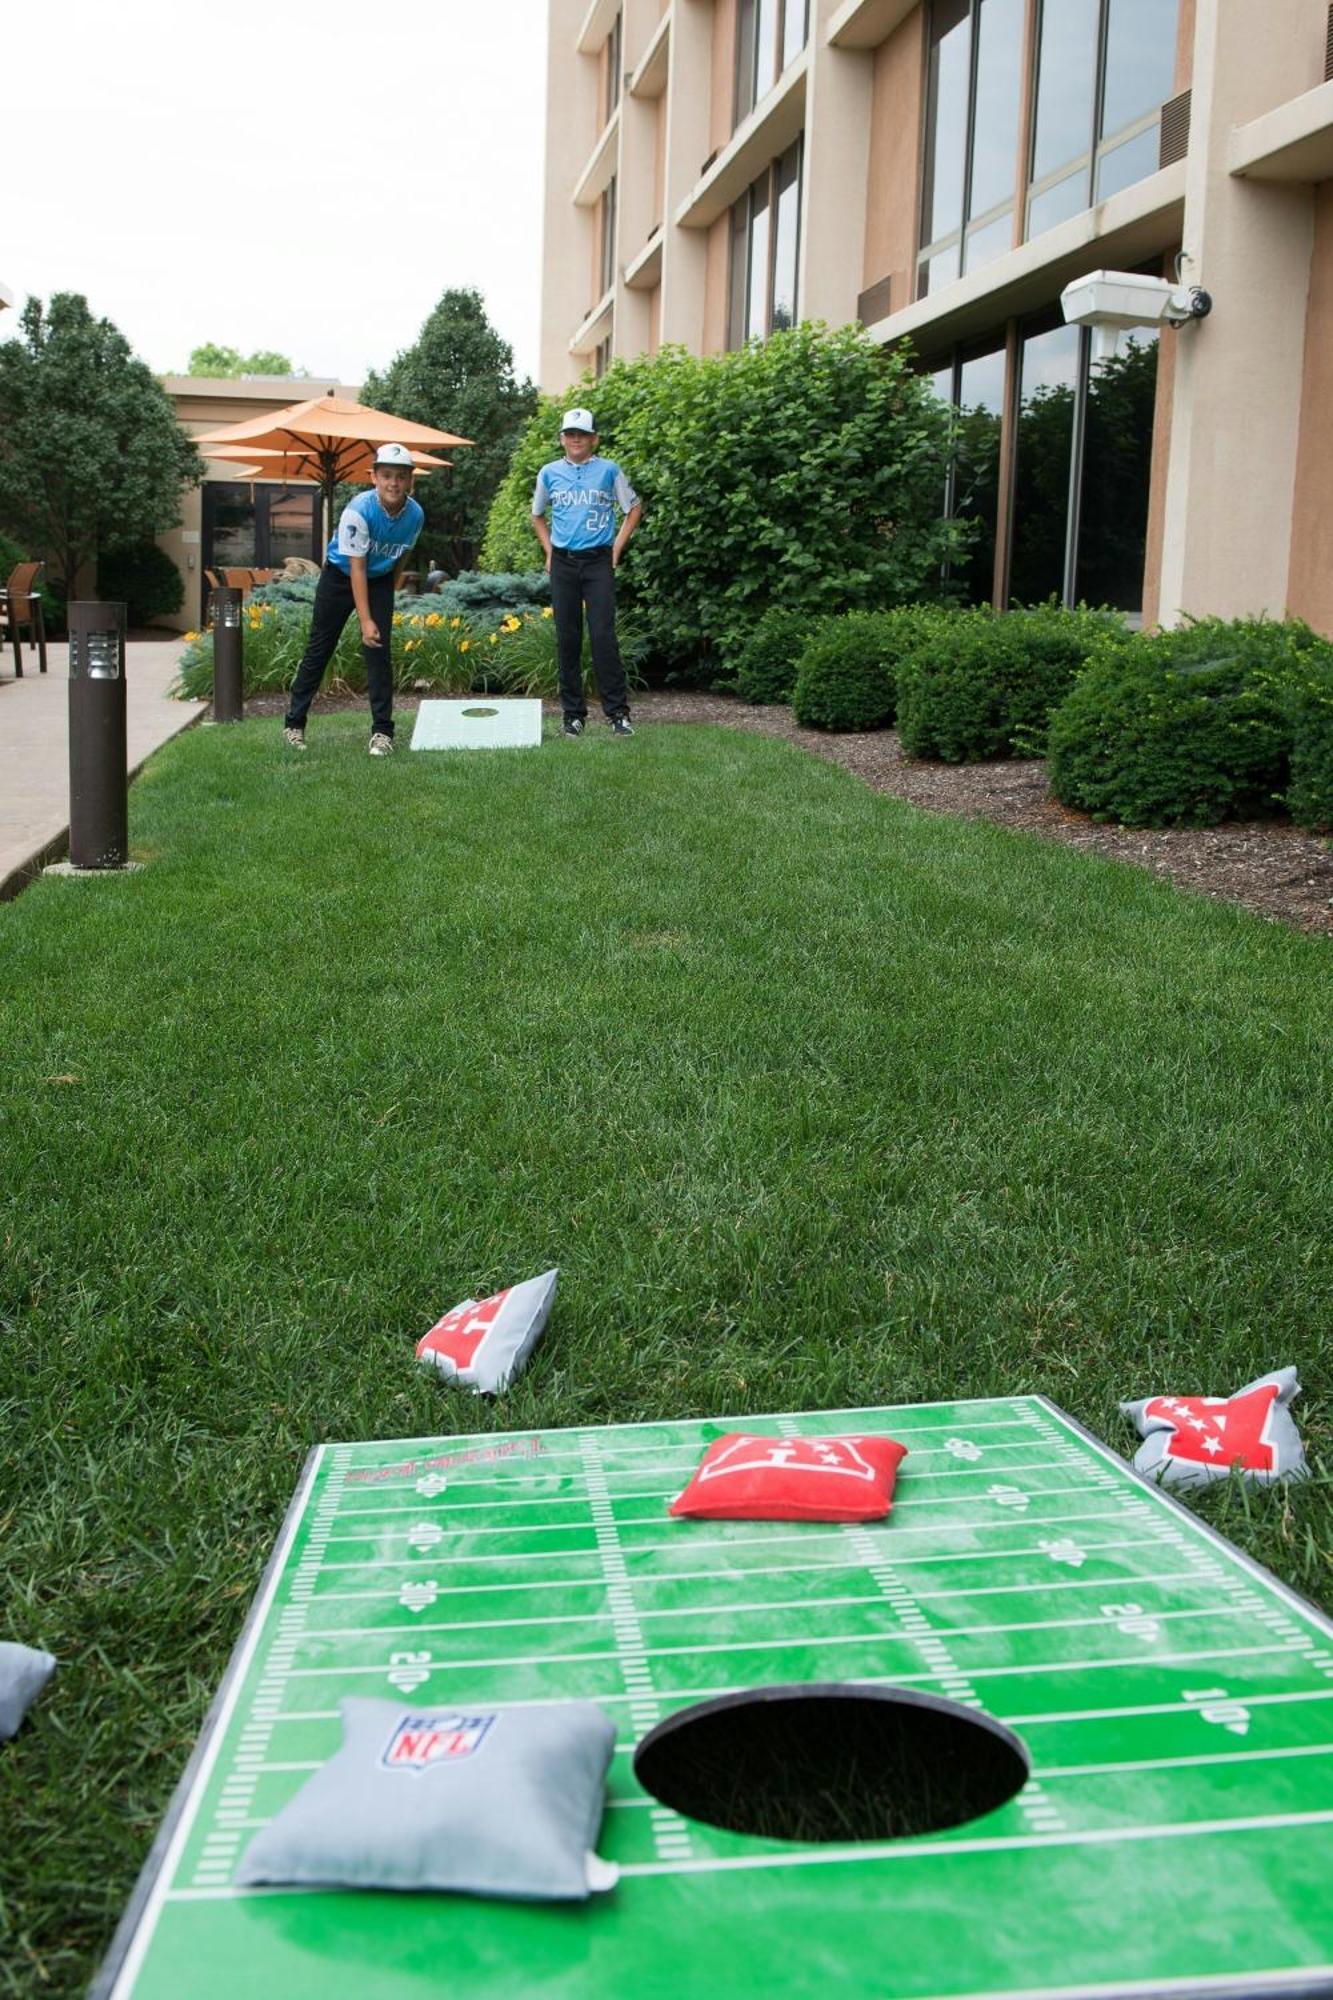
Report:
362,289,536,573
484,326,964,676
187,342,298,377
0,294,204,602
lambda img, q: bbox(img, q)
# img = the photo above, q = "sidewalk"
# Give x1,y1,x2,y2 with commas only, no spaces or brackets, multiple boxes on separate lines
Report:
0,639,207,899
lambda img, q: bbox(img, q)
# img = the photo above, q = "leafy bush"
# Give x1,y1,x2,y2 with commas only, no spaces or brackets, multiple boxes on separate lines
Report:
483,326,964,676
1288,653,1333,833
790,613,900,731
402,569,549,628
97,540,184,625
172,600,479,701
1047,617,1331,827
896,603,1124,762
481,607,648,700
733,607,818,704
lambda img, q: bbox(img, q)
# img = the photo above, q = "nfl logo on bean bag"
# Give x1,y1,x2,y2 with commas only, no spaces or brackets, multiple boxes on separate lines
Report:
1120,1366,1308,1489
669,1432,907,1522
416,1269,558,1395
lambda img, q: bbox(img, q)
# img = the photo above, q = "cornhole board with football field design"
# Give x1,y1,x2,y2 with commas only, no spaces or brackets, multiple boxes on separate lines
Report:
95,1397,1333,2000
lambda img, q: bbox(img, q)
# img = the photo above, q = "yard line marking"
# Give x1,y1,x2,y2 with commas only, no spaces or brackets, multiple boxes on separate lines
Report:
160,1808,1333,1901
297,1531,1171,1603
1005,1688,1333,1727
1035,1742,1333,1781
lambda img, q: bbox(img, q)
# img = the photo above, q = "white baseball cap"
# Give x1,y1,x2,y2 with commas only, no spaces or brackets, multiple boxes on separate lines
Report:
374,442,414,467
561,407,596,434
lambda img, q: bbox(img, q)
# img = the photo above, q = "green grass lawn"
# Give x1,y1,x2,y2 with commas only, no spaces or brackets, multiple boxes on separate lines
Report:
1,714,1329,1993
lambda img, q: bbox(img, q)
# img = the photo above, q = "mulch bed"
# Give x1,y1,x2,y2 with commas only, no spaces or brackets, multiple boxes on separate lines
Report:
245,688,1333,937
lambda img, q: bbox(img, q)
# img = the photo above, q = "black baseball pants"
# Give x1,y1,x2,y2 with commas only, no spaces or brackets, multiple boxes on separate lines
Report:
284,563,396,738
550,545,629,722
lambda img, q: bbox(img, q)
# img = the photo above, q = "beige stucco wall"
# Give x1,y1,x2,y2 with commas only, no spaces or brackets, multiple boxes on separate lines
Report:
862,8,924,304
1157,0,1318,626
711,0,739,157
1286,182,1333,633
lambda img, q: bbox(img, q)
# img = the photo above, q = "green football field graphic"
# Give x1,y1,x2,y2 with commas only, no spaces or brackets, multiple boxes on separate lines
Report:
96,1399,1333,1999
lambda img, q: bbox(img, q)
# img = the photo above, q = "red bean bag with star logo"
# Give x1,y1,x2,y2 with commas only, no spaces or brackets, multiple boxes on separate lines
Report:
668,1432,907,1522
1120,1367,1308,1489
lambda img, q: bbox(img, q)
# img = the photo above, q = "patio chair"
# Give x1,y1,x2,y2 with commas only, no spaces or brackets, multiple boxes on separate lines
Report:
0,562,49,677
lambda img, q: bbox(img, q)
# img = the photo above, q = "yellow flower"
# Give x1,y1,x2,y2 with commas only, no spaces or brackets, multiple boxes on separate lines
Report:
425,612,441,627
489,632,498,645
392,613,403,626
410,616,423,628
459,638,470,652
183,631,198,643
541,606,554,619
449,615,461,629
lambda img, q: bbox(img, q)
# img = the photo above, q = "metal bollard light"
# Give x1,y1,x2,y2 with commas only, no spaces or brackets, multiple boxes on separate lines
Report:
209,586,244,721
68,600,129,869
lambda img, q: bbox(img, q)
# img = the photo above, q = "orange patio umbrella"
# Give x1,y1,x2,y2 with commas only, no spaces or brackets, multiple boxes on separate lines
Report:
204,443,453,482
194,394,472,542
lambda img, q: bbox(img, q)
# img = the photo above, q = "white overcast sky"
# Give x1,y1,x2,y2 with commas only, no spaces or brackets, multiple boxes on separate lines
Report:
2,0,548,391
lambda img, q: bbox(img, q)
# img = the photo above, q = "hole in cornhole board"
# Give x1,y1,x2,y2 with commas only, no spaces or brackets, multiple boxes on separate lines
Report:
634,1683,1029,1843
460,707,499,719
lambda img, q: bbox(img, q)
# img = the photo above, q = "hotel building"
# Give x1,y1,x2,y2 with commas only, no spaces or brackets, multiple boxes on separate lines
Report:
539,0,1333,630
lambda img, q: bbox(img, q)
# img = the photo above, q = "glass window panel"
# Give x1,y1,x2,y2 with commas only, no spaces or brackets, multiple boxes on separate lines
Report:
747,176,772,341
920,0,970,250
1095,121,1162,200
1102,0,1178,138
968,0,1024,220
209,486,258,569
266,489,318,566
771,142,801,331
952,345,1005,604
1027,167,1089,239
1076,331,1158,610
928,364,957,402
755,0,777,99
600,177,617,296
1030,0,1099,185
918,243,961,298
782,0,807,68
1009,322,1080,606
728,197,750,349
962,208,1014,275
606,9,622,120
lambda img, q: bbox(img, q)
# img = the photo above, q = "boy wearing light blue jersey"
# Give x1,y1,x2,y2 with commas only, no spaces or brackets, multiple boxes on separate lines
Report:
283,443,424,755
531,408,641,737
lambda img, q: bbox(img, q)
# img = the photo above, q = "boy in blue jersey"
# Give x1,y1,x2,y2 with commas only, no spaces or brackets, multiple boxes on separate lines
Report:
283,442,424,755
531,408,641,737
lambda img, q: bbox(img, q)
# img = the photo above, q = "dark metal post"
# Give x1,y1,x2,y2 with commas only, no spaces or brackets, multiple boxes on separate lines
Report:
209,586,244,721
68,601,128,870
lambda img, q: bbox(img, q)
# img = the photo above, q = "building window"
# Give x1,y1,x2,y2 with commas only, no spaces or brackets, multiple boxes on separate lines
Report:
735,0,808,128
917,0,1024,299
1008,313,1158,612
1026,0,1180,239
604,9,622,125
594,335,613,379
728,139,803,347
929,340,1007,604
599,175,617,300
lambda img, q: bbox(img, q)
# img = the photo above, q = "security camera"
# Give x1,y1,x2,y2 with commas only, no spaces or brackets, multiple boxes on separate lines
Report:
1060,270,1212,361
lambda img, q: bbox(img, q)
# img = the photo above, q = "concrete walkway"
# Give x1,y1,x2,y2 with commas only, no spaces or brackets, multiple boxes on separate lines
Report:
0,639,206,899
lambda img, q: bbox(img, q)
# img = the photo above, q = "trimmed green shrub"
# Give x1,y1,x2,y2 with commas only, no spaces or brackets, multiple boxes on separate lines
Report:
97,541,184,625
483,326,965,677
1288,652,1333,833
734,607,818,704
791,613,898,731
896,603,1124,762
1047,617,1331,827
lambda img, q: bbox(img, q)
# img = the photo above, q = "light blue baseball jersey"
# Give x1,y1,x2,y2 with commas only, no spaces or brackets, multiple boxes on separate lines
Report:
531,457,638,552
327,490,424,577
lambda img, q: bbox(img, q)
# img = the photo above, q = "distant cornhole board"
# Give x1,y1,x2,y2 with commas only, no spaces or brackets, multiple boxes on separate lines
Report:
96,1397,1333,1999
410,700,543,751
